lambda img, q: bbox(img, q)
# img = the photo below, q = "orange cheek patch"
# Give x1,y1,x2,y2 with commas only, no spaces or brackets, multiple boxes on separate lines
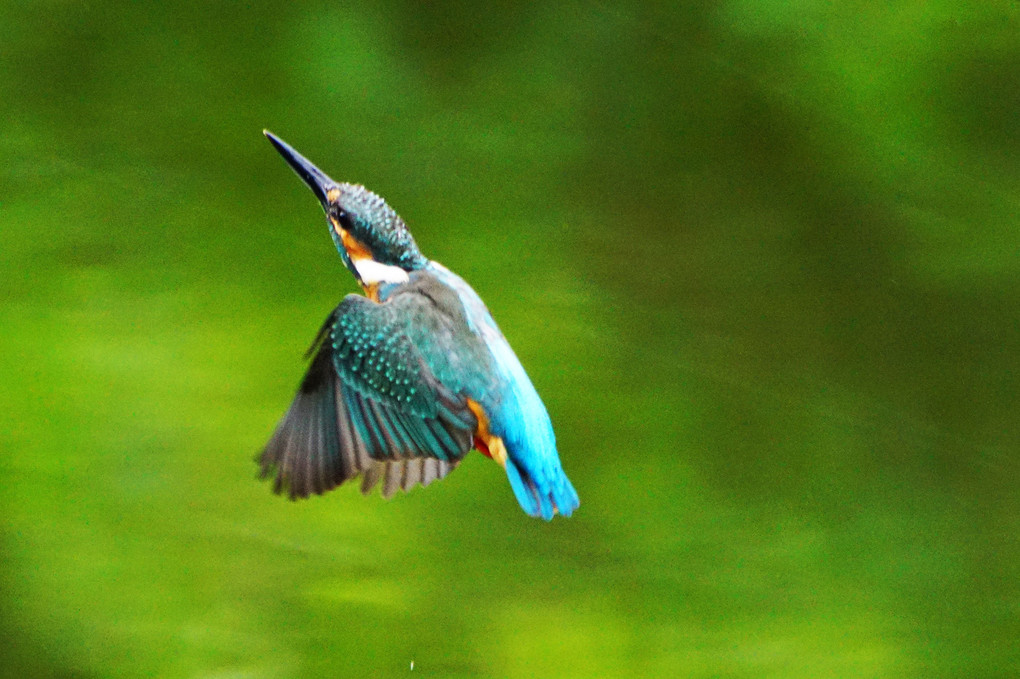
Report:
329,219,378,299
329,218,373,260
341,229,372,261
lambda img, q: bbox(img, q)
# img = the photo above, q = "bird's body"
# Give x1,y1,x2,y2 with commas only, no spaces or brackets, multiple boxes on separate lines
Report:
259,131,579,519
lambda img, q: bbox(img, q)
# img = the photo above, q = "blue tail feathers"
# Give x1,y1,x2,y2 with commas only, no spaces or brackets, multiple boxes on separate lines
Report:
505,458,580,520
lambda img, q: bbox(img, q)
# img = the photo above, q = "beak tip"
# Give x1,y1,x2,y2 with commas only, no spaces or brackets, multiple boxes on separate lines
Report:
263,129,285,152
262,130,337,206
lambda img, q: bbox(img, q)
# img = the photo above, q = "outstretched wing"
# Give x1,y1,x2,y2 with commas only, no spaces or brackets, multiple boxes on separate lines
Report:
259,294,479,500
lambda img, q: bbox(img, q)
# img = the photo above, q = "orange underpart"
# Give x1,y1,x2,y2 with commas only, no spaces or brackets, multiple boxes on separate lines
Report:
466,398,507,466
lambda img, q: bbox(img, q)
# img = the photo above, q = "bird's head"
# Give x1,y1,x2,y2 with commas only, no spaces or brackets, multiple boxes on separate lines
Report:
264,131,427,288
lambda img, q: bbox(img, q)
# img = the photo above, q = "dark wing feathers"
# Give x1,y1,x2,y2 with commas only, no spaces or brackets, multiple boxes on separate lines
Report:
260,347,335,498
259,294,476,500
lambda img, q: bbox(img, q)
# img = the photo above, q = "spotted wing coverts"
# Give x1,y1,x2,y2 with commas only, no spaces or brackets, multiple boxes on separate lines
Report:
259,295,478,499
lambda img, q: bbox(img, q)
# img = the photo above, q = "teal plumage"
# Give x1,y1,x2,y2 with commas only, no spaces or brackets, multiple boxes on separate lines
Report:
422,264,579,519
259,131,579,519
327,183,427,271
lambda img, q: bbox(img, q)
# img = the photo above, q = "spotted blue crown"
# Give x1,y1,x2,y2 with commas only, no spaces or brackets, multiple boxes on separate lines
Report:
326,183,427,270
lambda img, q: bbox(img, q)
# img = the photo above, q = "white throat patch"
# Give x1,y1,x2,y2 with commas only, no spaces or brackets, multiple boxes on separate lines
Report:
353,258,410,285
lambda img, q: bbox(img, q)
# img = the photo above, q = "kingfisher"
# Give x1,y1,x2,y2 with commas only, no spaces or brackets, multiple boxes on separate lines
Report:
258,131,579,520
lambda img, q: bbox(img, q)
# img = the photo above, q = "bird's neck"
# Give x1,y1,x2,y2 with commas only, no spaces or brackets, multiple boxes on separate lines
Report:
352,258,410,302
352,258,411,286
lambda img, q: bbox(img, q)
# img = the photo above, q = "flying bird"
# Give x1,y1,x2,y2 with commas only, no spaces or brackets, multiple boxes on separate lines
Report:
258,131,579,519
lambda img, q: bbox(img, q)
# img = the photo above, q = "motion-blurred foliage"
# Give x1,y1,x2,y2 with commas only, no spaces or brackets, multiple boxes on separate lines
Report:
2,2,1017,677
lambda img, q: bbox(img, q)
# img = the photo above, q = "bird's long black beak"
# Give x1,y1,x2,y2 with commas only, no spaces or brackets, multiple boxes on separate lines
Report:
263,130,338,206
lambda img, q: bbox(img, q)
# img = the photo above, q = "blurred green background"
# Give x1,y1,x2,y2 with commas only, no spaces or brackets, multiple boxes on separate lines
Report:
2,1,1018,677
